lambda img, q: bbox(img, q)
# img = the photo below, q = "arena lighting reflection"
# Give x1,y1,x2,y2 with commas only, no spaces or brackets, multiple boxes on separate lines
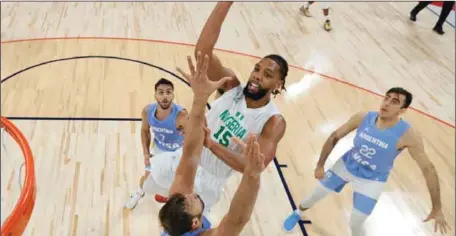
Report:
356,192,423,236
284,51,330,102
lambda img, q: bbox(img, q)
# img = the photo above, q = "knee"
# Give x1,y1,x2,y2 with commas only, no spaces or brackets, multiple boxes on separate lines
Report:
142,174,165,194
353,192,377,216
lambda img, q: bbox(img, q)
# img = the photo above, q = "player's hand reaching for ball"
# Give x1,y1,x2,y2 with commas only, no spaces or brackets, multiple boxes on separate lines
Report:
242,134,265,177
180,51,230,100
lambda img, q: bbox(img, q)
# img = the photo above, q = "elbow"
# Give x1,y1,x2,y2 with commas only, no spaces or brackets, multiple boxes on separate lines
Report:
141,129,150,136
329,132,340,145
229,216,250,228
237,217,250,227
422,162,436,176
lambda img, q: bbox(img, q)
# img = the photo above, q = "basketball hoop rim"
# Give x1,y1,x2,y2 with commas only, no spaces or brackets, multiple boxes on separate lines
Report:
1,116,37,236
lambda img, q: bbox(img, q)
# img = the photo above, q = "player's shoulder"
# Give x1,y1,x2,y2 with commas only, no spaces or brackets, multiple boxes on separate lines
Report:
347,111,371,125
223,71,241,90
177,107,188,117
173,102,184,109
354,111,370,119
226,82,243,94
262,114,286,137
173,103,186,112
212,83,243,105
269,114,286,124
142,103,156,113
400,124,419,143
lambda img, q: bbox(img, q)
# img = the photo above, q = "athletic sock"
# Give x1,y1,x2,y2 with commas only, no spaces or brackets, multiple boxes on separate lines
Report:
137,187,144,195
350,209,368,236
297,184,331,217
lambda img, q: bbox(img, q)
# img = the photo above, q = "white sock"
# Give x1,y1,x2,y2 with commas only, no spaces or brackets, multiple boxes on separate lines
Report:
297,184,330,217
293,209,305,219
137,187,144,195
350,209,368,236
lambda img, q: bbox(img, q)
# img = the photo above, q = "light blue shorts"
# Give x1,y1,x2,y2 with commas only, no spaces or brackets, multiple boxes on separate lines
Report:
319,157,386,215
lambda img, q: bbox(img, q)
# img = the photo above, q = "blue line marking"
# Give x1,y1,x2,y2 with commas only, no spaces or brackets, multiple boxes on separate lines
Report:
273,158,311,236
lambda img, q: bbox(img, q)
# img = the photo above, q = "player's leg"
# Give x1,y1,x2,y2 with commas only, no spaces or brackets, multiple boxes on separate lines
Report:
138,145,161,194
349,176,386,235
409,1,432,21
433,1,455,35
322,3,331,31
142,149,184,195
300,1,315,17
148,145,170,202
124,148,175,209
192,167,225,214
283,157,349,231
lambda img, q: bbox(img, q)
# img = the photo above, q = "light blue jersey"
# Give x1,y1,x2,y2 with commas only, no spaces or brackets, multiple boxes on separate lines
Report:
161,216,211,236
342,111,410,182
147,103,184,152
282,111,412,230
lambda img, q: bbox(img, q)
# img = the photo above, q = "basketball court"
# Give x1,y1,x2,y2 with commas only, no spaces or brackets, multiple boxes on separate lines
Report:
1,2,454,236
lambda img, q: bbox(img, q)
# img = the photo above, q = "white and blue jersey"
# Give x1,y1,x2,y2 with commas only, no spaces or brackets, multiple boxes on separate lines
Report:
147,103,184,152
342,111,410,182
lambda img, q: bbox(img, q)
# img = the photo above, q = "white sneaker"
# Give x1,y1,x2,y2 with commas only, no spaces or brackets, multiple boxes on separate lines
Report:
124,192,145,209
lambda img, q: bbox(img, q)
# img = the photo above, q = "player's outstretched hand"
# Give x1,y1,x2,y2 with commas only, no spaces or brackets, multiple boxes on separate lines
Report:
181,51,230,100
424,208,450,234
242,134,265,177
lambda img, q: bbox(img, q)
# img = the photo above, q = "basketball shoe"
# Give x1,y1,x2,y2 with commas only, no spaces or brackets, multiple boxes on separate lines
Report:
282,210,302,232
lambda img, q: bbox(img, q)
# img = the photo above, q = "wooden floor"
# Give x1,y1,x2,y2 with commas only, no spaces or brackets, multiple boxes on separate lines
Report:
1,2,454,236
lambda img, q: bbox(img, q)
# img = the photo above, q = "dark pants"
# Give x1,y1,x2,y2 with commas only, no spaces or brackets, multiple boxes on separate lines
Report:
411,1,455,28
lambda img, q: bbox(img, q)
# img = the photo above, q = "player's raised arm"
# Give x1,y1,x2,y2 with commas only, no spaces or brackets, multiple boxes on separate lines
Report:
194,1,240,93
169,53,231,196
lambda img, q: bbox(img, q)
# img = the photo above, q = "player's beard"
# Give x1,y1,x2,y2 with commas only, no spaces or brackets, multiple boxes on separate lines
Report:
243,81,268,101
158,100,171,110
